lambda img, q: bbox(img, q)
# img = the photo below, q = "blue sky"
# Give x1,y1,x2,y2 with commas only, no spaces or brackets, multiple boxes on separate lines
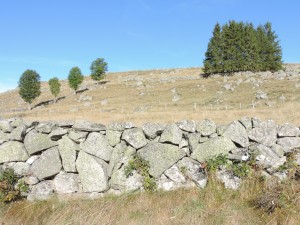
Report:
0,0,299,92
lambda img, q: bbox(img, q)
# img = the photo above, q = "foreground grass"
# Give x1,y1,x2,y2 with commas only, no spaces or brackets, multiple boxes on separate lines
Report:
1,176,300,225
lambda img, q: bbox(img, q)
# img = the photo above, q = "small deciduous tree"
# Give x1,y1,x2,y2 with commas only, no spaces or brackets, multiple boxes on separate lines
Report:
18,69,41,110
68,67,83,94
48,77,61,103
90,58,108,82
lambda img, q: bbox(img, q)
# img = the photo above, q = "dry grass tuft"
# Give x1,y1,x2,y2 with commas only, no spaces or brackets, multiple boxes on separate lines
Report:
1,175,300,225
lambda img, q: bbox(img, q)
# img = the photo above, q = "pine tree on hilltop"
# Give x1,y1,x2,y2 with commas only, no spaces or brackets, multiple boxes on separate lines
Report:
203,21,283,75
262,22,283,71
203,23,223,74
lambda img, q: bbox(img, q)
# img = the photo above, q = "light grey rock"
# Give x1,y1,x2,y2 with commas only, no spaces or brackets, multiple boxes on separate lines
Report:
177,157,207,188
159,124,182,145
10,118,24,128
0,120,12,133
76,151,109,193
187,133,201,152
27,181,54,201
11,162,30,176
164,165,186,183
191,137,236,163
217,125,229,136
252,117,262,128
49,127,68,141
228,148,249,162
68,130,88,143
35,123,54,134
0,141,29,164
107,142,127,177
256,90,268,99
58,136,78,172
107,130,122,147
141,123,165,139
196,119,217,136
176,120,196,133
222,120,249,147
277,137,300,152
26,155,40,165
31,147,62,180
57,121,74,128
138,143,186,178
216,170,241,190
199,136,209,143
107,122,135,131
254,144,284,168
110,158,143,192
0,130,9,144
122,128,147,149
248,120,277,147
54,173,80,194
179,138,188,149
157,174,195,191
278,124,300,137
23,176,39,185
271,144,284,158
209,133,218,138
73,120,106,132
9,124,27,141
80,132,113,161
24,130,57,155
239,117,253,131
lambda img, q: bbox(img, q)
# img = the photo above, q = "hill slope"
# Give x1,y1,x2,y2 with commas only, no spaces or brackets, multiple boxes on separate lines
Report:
0,65,300,125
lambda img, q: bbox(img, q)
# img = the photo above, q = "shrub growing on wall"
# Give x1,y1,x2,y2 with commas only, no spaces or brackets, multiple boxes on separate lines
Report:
18,69,41,110
203,21,282,75
68,67,83,94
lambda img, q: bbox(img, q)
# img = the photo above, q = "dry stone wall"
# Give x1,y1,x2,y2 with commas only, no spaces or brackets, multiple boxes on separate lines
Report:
0,117,300,201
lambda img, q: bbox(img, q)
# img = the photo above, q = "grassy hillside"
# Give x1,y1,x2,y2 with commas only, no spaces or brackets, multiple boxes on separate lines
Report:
0,64,300,125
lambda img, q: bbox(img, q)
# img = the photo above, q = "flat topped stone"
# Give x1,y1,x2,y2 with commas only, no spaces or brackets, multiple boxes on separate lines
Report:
278,124,300,137
159,124,183,145
24,130,57,155
191,137,236,163
122,128,147,149
107,122,135,131
73,120,106,132
0,141,29,164
138,142,186,178
176,120,196,133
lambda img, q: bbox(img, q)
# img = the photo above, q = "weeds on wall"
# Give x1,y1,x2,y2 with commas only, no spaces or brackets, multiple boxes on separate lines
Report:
0,168,28,203
125,154,157,192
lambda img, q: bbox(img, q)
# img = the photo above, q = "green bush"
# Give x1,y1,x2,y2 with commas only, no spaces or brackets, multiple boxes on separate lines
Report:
206,154,229,172
90,58,108,81
18,69,41,110
68,67,83,94
0,168,28,203
48,77,61,103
